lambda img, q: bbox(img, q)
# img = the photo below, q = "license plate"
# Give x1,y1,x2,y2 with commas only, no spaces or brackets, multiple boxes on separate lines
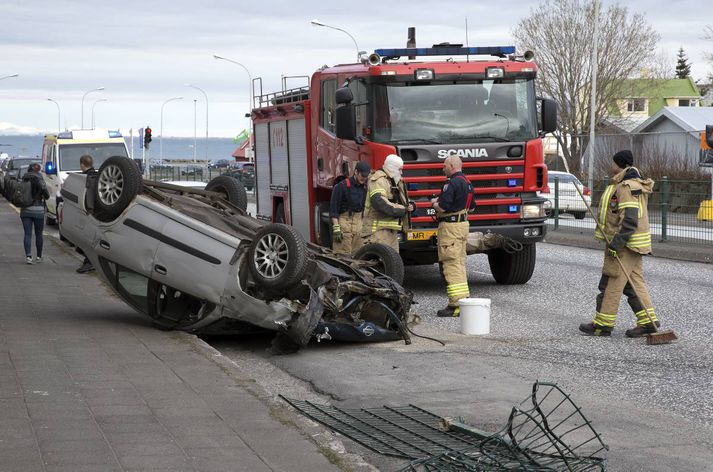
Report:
406,230,437,241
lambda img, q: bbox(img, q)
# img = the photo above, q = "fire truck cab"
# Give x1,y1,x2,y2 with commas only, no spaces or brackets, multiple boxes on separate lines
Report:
251,44,557,284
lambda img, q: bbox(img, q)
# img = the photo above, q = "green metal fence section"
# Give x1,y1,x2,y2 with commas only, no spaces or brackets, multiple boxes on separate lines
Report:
546,176,713,246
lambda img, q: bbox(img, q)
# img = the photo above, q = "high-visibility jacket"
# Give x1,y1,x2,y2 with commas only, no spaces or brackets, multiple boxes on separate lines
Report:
595,167,654,254
361,170,409,235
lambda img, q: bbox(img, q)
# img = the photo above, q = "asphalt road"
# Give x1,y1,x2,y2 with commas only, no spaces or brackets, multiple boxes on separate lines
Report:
211,242,713,471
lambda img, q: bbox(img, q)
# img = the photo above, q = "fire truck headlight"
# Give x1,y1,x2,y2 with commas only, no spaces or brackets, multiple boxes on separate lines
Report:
486,67,505,79
415,69,434,81
521,203,545,219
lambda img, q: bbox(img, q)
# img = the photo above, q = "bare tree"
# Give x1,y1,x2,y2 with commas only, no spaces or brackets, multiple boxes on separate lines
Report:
704,25,713,82
512,0,659,176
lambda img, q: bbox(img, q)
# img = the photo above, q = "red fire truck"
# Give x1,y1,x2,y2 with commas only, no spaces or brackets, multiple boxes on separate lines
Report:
251,43,557,284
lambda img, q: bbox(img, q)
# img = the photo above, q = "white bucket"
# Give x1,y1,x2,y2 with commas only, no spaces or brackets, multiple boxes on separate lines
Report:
459,298,491,335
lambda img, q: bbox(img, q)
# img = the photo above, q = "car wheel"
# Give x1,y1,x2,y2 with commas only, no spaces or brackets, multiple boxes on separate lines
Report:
354,243,405,285
248,223,307,290
93,156,142,222
247,186,253,191
205,175,248,211
573,211,586,220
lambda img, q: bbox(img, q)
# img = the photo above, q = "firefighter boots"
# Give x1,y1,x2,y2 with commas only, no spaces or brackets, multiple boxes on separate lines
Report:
437,306,460,318
625,321,660,338
579,322,613,337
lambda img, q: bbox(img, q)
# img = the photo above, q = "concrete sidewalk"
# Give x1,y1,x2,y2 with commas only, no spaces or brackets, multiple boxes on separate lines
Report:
0,202,339,471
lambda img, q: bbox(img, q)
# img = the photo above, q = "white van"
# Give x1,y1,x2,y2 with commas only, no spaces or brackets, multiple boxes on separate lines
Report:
42,129,130,224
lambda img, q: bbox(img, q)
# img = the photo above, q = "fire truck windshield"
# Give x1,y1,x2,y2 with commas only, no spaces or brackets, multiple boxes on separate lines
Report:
371,79,538,145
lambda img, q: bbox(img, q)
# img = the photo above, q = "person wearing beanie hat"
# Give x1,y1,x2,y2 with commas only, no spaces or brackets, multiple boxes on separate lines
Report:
361,154,414,251
612,150,634,169
579,150,660,338
328,161,371,255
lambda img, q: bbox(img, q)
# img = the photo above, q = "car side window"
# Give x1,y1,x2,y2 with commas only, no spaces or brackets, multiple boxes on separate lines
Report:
320,79,337,134
101,259,149,313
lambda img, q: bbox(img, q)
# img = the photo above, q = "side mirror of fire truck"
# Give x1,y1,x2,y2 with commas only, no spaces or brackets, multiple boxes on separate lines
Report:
335,105,357,141
540,98,558,134
335,86,354,104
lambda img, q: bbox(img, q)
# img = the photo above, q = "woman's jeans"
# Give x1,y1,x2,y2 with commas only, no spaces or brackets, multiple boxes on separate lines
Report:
21,215,44,257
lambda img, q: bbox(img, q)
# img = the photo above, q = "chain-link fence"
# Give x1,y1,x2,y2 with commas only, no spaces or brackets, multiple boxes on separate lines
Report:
546,175,713,246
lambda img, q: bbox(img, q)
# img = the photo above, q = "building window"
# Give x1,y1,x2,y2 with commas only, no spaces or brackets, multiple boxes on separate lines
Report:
679,99,697,107
626,98,646,112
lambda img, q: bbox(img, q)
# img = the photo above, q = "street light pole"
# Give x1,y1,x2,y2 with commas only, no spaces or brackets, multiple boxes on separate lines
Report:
47,98,61,133
193,99,197,164
587,0,599,192
81,86,104,129
213,54,254,160
91,98,108,129
185,84,208,162
160,97,183,161
310,19,362,61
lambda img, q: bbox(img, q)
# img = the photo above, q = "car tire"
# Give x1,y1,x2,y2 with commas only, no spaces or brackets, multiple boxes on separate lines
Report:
248,223,308,290
93,156,142,222
247,186,253,191
205,175,248,211
573,211,586,220
488,243,536,285
354,243,405,285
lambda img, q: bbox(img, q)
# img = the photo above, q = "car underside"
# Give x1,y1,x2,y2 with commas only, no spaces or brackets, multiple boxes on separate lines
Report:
59,157,413,353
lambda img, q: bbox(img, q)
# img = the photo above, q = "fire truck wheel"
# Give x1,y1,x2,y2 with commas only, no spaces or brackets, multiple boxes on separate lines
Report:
488,243,536,285
206,175,248,211
354,243,405,285
93,156,143,222
248,223,308,290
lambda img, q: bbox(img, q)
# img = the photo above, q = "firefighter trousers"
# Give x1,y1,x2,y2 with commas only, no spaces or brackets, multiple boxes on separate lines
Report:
363,229,399,252
593,247,657,328
332,212,364,256
437,221,470,307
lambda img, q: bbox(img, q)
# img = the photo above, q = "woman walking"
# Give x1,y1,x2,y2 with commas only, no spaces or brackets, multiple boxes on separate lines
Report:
20,163,49,264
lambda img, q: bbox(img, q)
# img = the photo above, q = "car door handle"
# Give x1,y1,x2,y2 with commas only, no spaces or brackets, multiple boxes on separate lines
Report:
99,240,110,250
154,265,167,275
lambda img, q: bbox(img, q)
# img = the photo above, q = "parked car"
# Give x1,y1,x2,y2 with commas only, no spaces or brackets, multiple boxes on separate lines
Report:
225,162,255,191
208,159,230,169
59,158,412,351
2,156,41,198
181,165,204,177
538,171,591,219
149,159,174,170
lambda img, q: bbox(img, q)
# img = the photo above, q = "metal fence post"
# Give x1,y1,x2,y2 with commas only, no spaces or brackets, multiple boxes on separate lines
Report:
554,176,559,230
660,176,668,242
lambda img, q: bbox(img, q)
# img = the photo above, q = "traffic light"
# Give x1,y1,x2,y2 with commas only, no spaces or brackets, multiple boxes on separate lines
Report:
144,127,152,148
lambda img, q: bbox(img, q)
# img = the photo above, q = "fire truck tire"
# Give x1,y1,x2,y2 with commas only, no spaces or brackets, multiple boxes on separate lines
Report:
248,223,308,290
354,243,405,285
572,211,586,220
488,243,536,285
206,175,248,211
93,156,143,222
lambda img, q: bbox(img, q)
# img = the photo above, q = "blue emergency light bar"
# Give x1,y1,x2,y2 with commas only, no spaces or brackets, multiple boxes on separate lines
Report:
57,131,73,139
374,46,515,58
108,130,123,138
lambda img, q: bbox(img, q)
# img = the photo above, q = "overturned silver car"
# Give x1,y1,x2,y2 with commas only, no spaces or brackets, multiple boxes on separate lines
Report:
60,156,413,351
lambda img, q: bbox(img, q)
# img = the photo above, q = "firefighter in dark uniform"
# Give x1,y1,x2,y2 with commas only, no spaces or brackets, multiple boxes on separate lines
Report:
579,150,659,337
431,153,473,317
329,161,371,255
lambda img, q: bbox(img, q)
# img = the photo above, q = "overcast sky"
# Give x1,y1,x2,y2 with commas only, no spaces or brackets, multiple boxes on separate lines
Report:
1,0,711,137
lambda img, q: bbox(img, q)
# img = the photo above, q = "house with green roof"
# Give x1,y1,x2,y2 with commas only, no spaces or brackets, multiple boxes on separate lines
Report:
606,77,702,132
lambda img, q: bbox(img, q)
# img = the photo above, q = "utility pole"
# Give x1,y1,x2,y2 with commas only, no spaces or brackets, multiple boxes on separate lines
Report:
588,0,599,191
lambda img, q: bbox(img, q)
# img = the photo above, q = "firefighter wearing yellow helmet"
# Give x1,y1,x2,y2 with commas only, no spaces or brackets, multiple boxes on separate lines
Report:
431,153,473,317
361,154,414,251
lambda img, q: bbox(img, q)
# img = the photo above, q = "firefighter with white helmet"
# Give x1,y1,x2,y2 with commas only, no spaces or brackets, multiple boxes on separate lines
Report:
361,154,414,251
431,152,473,317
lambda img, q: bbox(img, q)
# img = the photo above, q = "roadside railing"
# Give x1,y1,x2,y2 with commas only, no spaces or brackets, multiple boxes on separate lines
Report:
546,176,713,246
146,165,230,183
